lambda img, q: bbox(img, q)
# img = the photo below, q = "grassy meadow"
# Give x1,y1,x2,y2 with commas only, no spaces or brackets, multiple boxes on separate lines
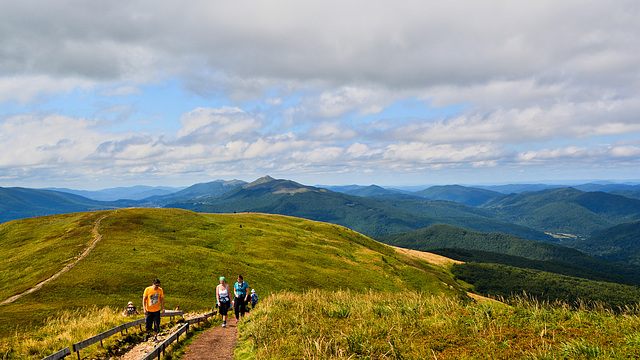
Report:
0,208,463,358
237,290,640,359
3,208,640,359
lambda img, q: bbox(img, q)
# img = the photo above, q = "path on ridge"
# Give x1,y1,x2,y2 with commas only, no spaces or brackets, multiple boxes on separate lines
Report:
181,321,239,360
1,211,113,305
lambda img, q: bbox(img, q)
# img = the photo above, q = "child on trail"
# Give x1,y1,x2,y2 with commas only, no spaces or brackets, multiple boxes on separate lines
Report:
250,289,258,310
216,276,231,327
142,279,165,342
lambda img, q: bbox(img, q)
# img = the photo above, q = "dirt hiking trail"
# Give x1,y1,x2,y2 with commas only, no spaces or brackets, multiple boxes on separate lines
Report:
181,321,238,360
119,317,240,360
1,212,113,305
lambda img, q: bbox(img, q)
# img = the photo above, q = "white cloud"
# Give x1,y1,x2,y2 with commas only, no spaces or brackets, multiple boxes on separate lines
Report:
306,121,357,141
0,75,94,103
382,142,504,165
2,1,640,186
177,107,263,141
0,113,102,166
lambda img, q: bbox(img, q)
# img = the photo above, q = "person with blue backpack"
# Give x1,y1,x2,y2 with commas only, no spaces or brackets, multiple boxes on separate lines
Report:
250,289,258,309
233,274,249,323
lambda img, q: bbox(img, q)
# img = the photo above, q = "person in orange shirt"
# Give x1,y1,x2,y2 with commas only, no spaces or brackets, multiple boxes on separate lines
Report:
142,279,165,341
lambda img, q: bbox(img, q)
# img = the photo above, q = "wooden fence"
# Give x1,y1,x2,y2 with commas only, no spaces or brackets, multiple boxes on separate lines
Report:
141,312,215,360
41,347,71,360
41,310,188,360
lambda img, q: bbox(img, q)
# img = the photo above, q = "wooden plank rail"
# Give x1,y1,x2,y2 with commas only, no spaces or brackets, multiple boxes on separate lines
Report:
42,311,190,360
141,323,189,360
141,311,216,360
186,311,216,325
40,347,71,360
71,311,184,359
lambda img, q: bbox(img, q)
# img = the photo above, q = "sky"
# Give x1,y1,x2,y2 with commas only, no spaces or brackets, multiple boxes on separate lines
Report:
1,1,640,190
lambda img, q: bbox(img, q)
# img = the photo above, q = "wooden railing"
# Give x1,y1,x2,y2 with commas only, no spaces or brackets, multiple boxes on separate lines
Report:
41,347,71,360
141,312,215,360
41,310,189,360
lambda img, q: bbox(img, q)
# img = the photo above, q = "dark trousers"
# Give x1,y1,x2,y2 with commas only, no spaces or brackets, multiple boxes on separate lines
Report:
219,300,230,316
145,311,161,333
234,296,247,319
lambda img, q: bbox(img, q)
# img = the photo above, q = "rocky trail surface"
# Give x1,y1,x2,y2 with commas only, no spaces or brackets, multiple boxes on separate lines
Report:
119,313,240,360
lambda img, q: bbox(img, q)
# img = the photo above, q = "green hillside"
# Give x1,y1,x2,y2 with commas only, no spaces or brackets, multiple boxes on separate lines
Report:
377,224,640,283
140,179,246,206
429,248,639,286
170,176,552,241
452,263,640,308
570,219,640,266
413,184,503,206
481,187,640,236
611,189,640,200
0,208,464,343
0,187,118,224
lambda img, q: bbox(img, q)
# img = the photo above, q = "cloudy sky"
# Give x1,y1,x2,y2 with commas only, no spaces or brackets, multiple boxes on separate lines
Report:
1,1,640,189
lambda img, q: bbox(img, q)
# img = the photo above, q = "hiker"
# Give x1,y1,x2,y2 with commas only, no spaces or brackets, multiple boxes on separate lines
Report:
233,275,250,323
121,301,139,316
250,289,258,310
142,279,165,342
216,276,231,327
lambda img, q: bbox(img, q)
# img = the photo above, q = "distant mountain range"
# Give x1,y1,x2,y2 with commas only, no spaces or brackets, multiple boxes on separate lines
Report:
3,176,640,263
42,185,186,201
4,176,640,308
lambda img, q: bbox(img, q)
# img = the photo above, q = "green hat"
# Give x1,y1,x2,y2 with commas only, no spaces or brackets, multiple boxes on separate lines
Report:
219,276,226,281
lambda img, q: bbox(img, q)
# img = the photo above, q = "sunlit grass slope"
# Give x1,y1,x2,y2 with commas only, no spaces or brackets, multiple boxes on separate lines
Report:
238,290,640,359
0,211,102,301
0,208,465,344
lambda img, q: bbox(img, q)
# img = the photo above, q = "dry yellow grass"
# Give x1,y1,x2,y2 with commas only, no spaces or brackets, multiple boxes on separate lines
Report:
390,245,463,266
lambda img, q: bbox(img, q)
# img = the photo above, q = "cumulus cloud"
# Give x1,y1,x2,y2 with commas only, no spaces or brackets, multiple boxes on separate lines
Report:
177,107,263,141
2,1,640,186
2,1,638,99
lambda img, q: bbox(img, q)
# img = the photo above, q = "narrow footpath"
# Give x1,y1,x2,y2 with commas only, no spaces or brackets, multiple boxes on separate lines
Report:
1,211,113,305
181,321,238,360
118,316,240,360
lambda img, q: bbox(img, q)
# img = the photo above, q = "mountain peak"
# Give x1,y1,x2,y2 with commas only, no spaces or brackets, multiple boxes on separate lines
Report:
244,175,276,188
243,176,316,195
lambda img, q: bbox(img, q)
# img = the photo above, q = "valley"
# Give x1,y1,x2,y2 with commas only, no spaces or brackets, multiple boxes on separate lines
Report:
2,177,640,358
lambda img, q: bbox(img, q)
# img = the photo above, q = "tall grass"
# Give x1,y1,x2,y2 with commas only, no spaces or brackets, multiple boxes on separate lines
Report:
3,306,152,360
237,290,640,359
0,209,463,343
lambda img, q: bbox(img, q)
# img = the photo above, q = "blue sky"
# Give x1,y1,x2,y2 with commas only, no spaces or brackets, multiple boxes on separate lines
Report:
1,1,640,190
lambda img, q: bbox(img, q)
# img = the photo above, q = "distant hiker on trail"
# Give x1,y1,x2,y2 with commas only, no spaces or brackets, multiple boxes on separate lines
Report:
121,301,139,316
234,275,249,323
216,276,231,328
143,279,165,342
250,289,258,309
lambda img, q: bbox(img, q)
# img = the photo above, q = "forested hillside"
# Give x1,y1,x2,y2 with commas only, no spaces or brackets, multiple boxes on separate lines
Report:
169,176,553,240
481,187,640,236
377,224,640,283
569,219,640,266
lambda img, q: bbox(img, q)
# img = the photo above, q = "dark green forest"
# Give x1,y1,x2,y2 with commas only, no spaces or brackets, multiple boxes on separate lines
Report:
452,262,640,309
